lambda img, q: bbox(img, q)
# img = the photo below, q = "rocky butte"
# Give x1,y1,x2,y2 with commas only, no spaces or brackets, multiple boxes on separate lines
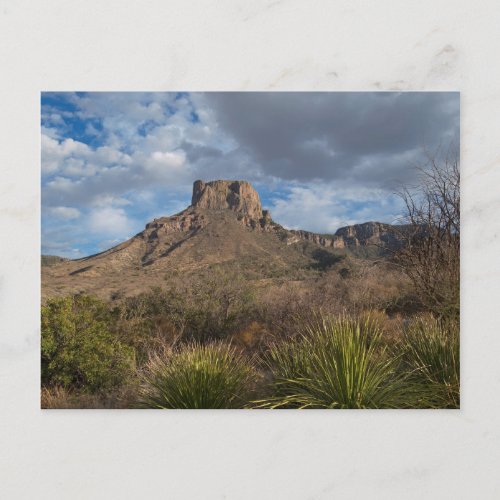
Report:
186,179,403,249
191,179,263,220
41,179,406,300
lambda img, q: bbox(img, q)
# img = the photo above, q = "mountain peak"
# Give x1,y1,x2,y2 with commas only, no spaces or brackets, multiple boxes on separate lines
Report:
191,179,263,220
43,178,407,300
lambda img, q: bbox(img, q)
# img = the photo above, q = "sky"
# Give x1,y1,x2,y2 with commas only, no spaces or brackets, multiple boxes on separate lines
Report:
41,91,459,258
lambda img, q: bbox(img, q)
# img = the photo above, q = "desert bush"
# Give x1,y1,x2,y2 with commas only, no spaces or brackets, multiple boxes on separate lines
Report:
395,149,460,319
230,321,270,352
341,262,414,314
256,314,415,409
256,282,336,341
262,261,413,323
111,293,181,363
173,266,257,341
41,295,135,392
138,342,255,409
401,316,459,408
116,266,258,345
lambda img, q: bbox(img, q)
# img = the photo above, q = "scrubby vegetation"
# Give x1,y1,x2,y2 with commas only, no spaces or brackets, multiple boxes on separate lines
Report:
41,154,459,409
138,342,255,409
41,295,135,392
255,315,413,409
401,317,460,408
41,279,459,409
394,150,460,319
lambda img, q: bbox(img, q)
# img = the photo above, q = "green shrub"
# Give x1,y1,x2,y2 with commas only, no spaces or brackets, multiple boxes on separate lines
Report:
256,315,415,409
41,295,135,392
139,342,254,409
115,265,257,345
402,317,459,408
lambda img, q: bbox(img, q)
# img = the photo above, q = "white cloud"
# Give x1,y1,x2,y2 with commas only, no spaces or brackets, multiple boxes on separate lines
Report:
88,207,133,237
41,135,91,174
41,134,63,173
41,126,61,139
46,176,80,192
91,194,131,208
41,92,447,256
84,123,100,136
150,150,185,167
269,183,404,234
141,150,188,183
48,206,81,220
271,185,348,233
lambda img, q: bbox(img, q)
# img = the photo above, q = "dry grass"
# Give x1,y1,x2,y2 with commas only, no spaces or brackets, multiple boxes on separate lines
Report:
230,321,270,352
41,385,139,409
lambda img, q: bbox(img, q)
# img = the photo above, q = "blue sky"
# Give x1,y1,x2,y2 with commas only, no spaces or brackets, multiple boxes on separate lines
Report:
41,92,459,258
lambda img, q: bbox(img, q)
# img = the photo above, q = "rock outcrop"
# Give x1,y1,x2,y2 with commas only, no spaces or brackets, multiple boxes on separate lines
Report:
334,222,404,248
140,180,406,253
186,180,404,251
191,180,263,220
285,222,405,250
42,179,409,300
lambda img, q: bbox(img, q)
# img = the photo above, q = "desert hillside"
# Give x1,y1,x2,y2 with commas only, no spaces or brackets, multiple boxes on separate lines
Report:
41,159,460,411
42,179,405,300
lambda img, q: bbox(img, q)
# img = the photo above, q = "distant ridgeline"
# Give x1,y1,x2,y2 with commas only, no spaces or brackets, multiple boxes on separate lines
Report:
186,179,406,251
42,179,408,300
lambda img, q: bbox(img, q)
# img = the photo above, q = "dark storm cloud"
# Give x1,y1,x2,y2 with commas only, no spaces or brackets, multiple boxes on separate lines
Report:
205,92,459,187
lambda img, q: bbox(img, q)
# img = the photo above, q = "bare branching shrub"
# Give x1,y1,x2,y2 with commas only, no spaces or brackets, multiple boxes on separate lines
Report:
340,262,414,314
394,148,460,319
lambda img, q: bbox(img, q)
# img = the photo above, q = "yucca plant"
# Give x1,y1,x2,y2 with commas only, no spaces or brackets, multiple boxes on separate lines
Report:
256,315,414,409
138,342,255,409
401,317,459,408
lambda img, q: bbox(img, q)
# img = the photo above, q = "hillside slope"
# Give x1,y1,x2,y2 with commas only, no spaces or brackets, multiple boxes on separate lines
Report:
42,180,404,301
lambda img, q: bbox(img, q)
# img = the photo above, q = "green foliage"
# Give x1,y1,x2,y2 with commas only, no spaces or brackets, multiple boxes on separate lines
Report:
41,295,135,392
118,266,257,344
139,342,255,409
401,317,460,408
256,315,415,409
40,286,460,408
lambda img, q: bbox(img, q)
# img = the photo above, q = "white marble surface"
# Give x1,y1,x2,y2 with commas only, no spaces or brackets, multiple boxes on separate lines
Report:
1,1,499,498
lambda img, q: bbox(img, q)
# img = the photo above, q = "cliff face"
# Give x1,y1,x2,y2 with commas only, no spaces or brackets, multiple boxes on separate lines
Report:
283,223,404,250
150,180,404,251
333,222,404,249
191,180,263,220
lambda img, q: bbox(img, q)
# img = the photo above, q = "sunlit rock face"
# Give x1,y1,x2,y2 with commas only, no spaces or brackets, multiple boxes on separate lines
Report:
191,180,263,220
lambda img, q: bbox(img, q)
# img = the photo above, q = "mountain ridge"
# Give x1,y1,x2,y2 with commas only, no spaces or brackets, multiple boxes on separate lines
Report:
82,179,404,259
42,179,406,300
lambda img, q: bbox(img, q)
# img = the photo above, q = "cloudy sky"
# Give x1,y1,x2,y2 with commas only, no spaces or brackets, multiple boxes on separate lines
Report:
41,92,459,258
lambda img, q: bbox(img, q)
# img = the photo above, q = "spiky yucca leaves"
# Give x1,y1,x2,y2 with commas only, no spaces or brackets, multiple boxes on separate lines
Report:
256,315,413,409
139,342,255,409
402,317,459,408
